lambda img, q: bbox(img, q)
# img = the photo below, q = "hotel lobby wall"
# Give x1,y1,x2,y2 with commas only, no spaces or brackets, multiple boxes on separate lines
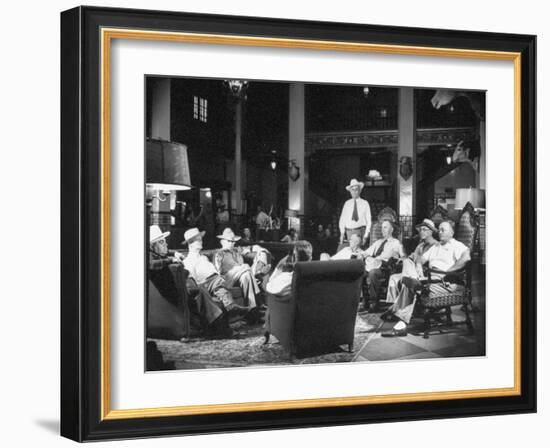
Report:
434,163,477,195
305,154,361,217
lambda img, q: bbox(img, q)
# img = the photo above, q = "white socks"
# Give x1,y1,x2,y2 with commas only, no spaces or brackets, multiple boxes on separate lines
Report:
393,320,407,330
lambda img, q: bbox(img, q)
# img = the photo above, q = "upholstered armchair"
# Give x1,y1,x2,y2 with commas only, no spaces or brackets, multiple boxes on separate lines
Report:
147,263,191,339
264,259,365,358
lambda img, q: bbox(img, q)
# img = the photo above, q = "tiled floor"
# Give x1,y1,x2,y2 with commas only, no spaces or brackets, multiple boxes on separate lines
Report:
353,270,486,362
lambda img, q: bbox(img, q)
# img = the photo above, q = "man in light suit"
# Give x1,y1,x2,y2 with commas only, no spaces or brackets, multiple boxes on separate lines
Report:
338,178,372,247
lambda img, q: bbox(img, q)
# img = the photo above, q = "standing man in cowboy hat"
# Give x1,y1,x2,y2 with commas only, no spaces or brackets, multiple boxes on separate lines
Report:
213,228,260,311
180,228,249,319
338,178,372,247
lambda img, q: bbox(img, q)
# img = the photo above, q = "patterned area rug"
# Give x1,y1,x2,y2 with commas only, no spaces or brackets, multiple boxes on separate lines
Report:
152,311,382,370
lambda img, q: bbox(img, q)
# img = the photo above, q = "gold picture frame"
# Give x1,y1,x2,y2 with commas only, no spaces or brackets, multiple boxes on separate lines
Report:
61,6,536,441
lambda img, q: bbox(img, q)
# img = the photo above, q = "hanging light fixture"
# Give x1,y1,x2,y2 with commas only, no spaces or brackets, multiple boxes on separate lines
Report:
224,79,249,99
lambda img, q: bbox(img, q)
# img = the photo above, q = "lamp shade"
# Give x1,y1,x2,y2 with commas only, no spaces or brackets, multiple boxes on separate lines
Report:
146,139,192,190
455,187,485,209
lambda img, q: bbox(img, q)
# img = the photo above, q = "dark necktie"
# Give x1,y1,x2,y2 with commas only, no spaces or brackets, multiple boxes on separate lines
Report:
351,199,359,221
375,239,388,257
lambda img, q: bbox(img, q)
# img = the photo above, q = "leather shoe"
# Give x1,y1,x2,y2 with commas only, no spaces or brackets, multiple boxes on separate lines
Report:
226,304,249,319
380,311,397,322
381,328,408,337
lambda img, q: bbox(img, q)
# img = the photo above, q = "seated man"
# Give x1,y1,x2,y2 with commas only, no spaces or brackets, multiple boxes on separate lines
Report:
329,233,364,260
362,220,404,311
178,227,249,320
382,219,470,337
382,219,438,327
240,227,254,245
266,240,313,297
213,227,262,310
148,225,232,339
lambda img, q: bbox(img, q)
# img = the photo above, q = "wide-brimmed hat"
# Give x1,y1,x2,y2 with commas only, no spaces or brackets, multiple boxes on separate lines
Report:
181,227,205,245
345,178,365,192
415,218,438,233
149,225,170,243
216,227,241,242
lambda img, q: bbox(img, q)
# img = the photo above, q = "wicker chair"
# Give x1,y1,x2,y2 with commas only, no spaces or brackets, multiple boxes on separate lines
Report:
454,202,478,310
369,206,400,243
417,262,474,338
429,204,449,228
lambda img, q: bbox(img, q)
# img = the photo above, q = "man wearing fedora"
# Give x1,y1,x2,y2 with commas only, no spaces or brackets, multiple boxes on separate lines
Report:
148,225,233,338
180,228,249,319
213,228,260,311
338,178,372,247
381,219,438,329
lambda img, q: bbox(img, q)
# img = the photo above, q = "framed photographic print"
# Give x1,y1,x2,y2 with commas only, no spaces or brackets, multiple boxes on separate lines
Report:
60,6,536,442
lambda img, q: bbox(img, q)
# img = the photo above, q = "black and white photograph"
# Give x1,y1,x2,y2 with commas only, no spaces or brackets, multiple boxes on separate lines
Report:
145,77,486,371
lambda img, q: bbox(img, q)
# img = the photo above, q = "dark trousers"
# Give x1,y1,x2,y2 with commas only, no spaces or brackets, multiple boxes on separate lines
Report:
366,268,385,304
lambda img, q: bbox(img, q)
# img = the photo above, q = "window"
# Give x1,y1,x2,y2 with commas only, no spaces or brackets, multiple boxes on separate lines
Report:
193,95,208,123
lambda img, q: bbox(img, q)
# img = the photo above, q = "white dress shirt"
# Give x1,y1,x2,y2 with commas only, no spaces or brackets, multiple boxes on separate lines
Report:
182,252,218,284
331,246,364,260
338,197,372,236
421,238,468,279
364,237,404,261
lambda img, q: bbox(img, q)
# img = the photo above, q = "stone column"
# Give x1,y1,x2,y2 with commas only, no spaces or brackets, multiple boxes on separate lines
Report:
478,119,486,189
397,87,415,236
288,83,305,232
151,78,171,140
234,99,243,215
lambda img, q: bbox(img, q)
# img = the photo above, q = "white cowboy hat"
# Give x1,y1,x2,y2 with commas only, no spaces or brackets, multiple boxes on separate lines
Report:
149,225,170,243
181,227,206,245
216,227,241,242
345,178,365,192
415,218,438,233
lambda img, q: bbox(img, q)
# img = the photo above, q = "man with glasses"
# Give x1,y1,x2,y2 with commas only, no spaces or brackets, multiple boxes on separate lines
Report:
382,219,470,337
381,219,438,331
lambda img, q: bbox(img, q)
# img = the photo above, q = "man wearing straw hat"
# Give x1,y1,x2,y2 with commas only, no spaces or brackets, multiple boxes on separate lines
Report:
381,219,438,328
180,227,249,319
148,225,234,338
213,227,260,311
338,178,372,247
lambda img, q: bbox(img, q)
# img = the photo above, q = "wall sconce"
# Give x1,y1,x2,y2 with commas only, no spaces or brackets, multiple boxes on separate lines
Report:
362,86,370,97
288,159,300,181
446,155,452,165
270,160,277,171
